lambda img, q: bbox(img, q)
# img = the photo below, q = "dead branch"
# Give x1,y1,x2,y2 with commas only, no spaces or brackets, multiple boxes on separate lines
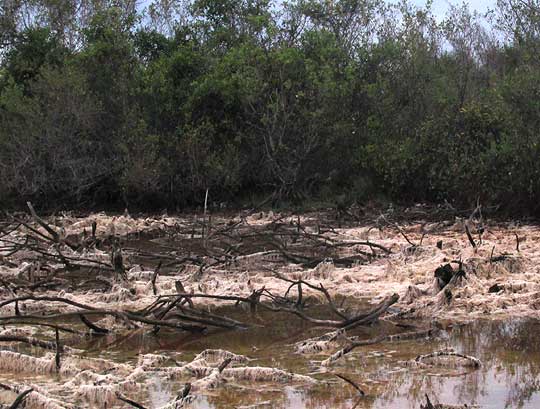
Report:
179,383,192,399
420,394,476,409
26,202,59,242
422,394,436,409
273,272,348,319
322,328,438,366
0,321,81,334
332,373,365,396
465,223,477,249
0,309,206,332
261,293,399,328
151,261,162,295
0,335,66,351
116,393,147,409
26,202,77,250
8,388,33,409
0,295,99,311
218,357,233,372
55,328,61,372
342,293,399,329
79,314,110,334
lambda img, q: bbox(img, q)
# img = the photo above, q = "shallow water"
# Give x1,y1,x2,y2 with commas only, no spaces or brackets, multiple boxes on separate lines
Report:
67,307,540,409
1,306,540,408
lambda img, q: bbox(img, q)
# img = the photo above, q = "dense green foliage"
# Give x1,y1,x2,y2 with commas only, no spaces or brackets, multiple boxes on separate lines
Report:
1,0,540,213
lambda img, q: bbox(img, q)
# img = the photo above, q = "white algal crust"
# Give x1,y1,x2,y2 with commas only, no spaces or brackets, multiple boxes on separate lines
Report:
223,367,317,384
411,350,482,369
2,213,540,408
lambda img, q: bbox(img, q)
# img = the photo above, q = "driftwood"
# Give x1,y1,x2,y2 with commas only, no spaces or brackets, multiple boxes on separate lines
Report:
0,295,207,332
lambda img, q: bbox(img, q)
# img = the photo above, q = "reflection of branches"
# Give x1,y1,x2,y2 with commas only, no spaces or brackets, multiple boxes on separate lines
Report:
368,320,540,407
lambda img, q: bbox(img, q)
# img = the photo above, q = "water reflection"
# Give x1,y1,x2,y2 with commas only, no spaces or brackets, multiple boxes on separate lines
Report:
6,309,538,408
185,319,540,409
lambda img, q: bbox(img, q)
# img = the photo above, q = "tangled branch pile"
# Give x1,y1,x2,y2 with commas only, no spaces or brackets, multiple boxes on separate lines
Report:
0,203,536,407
